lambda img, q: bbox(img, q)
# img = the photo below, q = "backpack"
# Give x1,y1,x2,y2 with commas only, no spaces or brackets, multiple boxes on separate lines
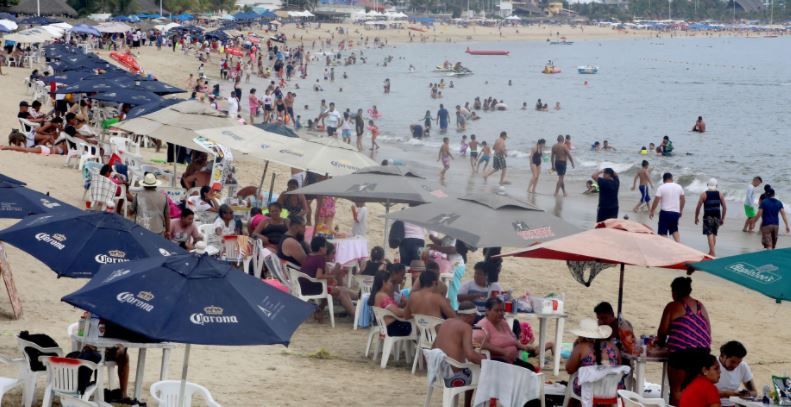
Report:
388,220,405,249
18,331,60,372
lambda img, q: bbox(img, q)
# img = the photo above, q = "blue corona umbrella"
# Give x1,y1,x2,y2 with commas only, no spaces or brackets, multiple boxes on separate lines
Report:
62,253,314,404
89,90,164,105
0,212,184,278
0,174,25,185
125,98,183,120
0,182,78,219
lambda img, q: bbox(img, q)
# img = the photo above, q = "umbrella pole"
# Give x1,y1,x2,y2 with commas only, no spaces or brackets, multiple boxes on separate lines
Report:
172,145,178,188
267,173,277,206
256,160,270,201
617,263,625,318
382,199,390,248
177,344,191,407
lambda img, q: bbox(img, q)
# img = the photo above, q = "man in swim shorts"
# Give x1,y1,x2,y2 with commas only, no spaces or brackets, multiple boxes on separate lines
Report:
483,132,508,185
551,135,575,196
436,104,450,133
631,160,654,212
438,137,453,182
432,301,483,406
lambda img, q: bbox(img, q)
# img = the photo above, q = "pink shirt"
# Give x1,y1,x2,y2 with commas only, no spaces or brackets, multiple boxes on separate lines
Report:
248,95,259,110
476,317,519,362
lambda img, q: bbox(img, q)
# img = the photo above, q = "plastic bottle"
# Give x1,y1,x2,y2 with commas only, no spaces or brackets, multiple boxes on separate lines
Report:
88,313,100,339
77,312,88,337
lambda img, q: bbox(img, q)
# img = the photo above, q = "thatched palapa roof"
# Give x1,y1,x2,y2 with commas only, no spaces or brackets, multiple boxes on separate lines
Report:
10,0,77,16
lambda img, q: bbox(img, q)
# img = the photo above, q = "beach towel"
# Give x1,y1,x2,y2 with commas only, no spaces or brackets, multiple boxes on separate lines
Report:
424,348,450,391
356,293,372,329
447,262,466,311
577,365,631,407
474,359,541,407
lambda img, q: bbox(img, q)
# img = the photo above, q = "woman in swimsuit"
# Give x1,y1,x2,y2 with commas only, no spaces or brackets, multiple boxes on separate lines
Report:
252,201,288,246
368,269,412,336
566,318,620,395
423,110,433,130
528,139,546,194
658,277,712,406
2,132,68,155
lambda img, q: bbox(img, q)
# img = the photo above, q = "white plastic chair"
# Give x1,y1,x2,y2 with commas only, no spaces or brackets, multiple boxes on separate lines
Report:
198,223,219,253
423,352,479,407
617,390,667,407
149,380,221,407
563,366,630,407
251,240,266,279
352,277,374,330
411,314,444,374
39,356,102,407
66,323,117,389
62,132,100,169
474,359,545,407
262,251,290,288
288,266,335,328
18,117,40,132
0,354,23,407
16,336,64,407
60,394,113,406
370,306,416,368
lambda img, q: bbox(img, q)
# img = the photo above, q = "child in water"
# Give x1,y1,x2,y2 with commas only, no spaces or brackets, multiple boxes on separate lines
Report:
459,135,468,157
584,180,599,194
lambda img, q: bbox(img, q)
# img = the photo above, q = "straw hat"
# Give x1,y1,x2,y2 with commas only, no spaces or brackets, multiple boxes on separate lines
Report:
409,259,426,272
570,318,612,339
141,173,161,188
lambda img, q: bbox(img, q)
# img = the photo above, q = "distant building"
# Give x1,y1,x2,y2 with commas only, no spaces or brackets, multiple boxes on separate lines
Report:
235,0,283,10
497,0,514,17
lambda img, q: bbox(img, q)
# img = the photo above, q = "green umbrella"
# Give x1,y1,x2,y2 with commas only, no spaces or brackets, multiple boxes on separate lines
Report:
688,248,791,303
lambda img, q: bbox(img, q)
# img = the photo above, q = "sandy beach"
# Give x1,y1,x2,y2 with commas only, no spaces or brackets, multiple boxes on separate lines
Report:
0,25,790,406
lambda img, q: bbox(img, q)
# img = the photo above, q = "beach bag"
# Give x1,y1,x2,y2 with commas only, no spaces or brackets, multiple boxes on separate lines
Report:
388,220,405,249
18,331,60,372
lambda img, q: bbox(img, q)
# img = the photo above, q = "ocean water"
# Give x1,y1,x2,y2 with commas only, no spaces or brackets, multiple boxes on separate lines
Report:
280,35,791,203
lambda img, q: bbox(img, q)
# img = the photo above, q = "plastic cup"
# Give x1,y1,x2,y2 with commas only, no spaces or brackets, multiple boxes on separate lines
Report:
505,301,513,313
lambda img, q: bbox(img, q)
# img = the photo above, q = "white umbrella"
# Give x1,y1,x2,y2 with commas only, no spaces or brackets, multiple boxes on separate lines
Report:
41,25,66,37
505,15,522,20
0,19,18,31
96,22,132,34
4,28,55,43
50,22,73,30
154,22,180,32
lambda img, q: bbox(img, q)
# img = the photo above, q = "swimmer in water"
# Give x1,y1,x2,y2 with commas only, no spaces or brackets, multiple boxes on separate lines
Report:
640,146,648,155
438,137,454,181
602,140,616,151
555,102,561,110
692,116,706,133
521,102,527,110
591,141,601,152
583,180,599,195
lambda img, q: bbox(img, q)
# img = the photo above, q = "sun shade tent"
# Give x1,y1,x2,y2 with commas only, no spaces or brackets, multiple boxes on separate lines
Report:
61,253,315,405
688,248,791,303
386,192,579,248
499,218,712,315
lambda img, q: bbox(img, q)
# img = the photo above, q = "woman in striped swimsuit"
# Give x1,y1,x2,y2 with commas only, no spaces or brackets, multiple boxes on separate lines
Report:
658,277,712,406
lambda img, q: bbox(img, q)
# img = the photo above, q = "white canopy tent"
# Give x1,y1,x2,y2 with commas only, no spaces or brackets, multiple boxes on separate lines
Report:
154,22,181,32
88,13,111,21
96,22,132,34
4,27,57,43
0,19,18,32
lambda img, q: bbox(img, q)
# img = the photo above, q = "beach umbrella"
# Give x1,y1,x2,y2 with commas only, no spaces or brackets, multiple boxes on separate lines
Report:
58,77,184,95
95,22,132,33
0,182,78,219
0,13,16,21
0,212,184,278
89,89,164,105
61,253,315,404
70,23,100,36
125,98,183,120
386,191,578,247
0,173,25,186
688,248,791,303
0,19,18,31
251,123,298,138
18,16,60,25
114,100,236,151
499,218,712,315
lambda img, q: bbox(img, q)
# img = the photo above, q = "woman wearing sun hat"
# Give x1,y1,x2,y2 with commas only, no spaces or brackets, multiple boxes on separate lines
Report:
566,318,621,395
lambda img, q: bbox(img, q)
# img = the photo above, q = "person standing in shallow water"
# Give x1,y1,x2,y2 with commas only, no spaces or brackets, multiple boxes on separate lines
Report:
438,137,453,182
551,135,575,196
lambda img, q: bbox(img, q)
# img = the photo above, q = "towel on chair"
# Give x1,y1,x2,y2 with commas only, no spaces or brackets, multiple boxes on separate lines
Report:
424,348,450,390
474,359,541,407
356,293,372,329
577,365,631,407
446,262,466,311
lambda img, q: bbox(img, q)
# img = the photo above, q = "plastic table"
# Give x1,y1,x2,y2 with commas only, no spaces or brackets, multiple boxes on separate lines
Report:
505,312,566,376
623,352,669,403
71,334,175,403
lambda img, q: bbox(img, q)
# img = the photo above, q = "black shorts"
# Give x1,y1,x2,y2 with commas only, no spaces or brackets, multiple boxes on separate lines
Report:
264,105,273,112
327,126,337,136
554,160,567,176
668,348,710,370
658,210,681,235
386,320,412,337
702,215,720,236
597,207,619,223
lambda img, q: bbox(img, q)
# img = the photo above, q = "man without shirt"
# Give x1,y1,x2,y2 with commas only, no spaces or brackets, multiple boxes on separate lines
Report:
551,134,575,196
433,301,484,407
408,269,456,319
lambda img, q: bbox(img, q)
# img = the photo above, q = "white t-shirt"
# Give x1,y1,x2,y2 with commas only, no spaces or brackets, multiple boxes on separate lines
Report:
459,280,503,311
262,94,273,107
441,235,464,265
655,182,685,213
352,207,368,237
403,222,425,240
745,185,756,207
325,110,341,128
341,118,353,131
227,97,239,119
717,360,753,406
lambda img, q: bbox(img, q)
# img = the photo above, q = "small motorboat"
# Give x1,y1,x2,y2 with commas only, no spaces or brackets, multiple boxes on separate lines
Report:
549,36,574,45
447,70,473,77
577,65,599,74
433,65,453,72
465,47,510,56
542,64,561,74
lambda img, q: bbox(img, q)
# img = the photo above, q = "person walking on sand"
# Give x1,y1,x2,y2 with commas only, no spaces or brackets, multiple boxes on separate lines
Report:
743,176,762,232
631,160,655,212
650,172,685,242
551,135,575,196
483,132,508,185
751,187,790,250
355,108,365,151
528,139,546,194
468,134,479,172
438,137,454,181
694,178,727,257
593,168,620,222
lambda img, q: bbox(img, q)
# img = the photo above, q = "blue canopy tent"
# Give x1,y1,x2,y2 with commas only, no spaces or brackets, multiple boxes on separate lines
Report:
70,24,101,36
18,16,61,25
0,12,16,21
111,15,139,22
173,13,194,21
0,211,184,278
232,11,259,21
137,13,162,19
258,11,276,19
